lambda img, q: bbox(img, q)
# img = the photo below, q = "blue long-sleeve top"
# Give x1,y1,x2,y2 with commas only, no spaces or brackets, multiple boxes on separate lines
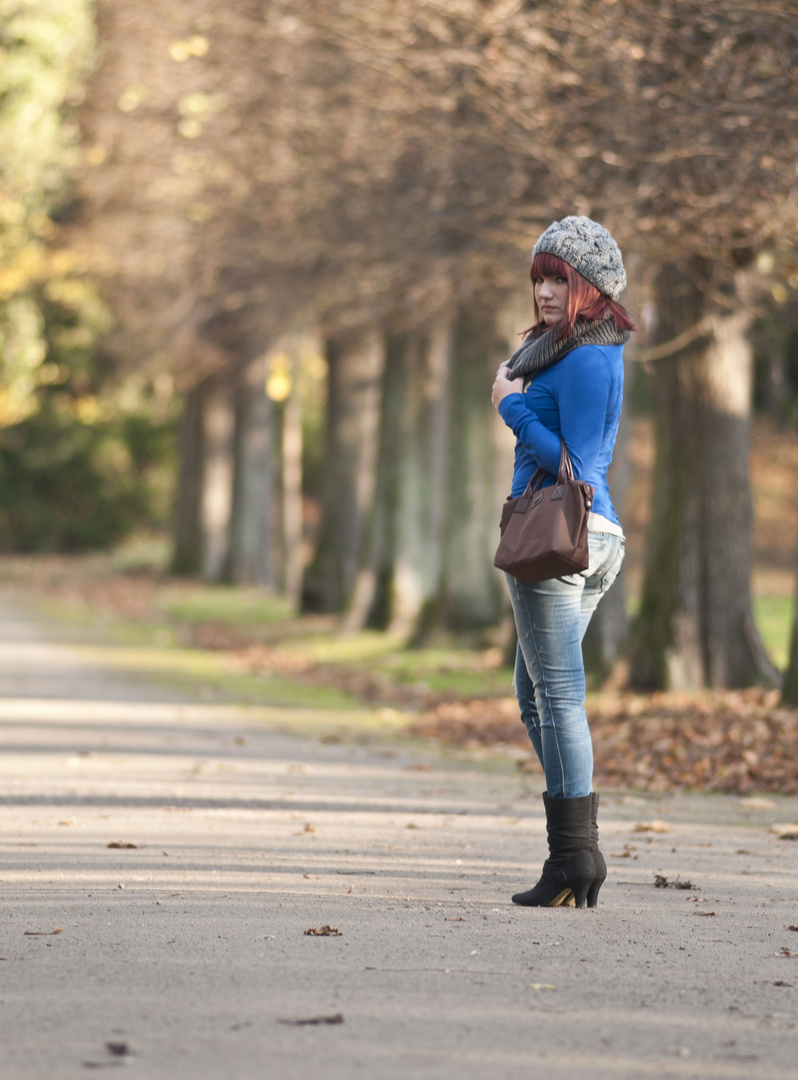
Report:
497,342,625,526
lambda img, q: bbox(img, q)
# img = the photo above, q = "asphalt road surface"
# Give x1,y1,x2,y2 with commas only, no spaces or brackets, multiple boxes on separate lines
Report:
1,594,798,1080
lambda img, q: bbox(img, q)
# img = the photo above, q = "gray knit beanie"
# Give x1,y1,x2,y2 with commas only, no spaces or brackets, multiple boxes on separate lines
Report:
532,215,627,300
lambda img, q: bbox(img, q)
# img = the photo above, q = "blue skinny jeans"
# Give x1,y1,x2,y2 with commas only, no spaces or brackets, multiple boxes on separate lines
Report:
505,531,625,799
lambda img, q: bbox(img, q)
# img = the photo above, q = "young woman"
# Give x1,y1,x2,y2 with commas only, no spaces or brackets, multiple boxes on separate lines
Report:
491,216,635,909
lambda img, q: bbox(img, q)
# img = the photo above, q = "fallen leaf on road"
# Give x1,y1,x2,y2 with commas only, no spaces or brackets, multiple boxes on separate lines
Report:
528,983,557,991
774,981,793,987
445,917,467,922
770,823,798,840
654,874,695,890
777,947,797,958
105,1043,132,1057
634,821,671,834
299,823,316,834
107,842,138,849
24,928,62,936
304,926,341,937
787,926,798,932
346,885,354,895
695,911,716,917
278,1014,344,1026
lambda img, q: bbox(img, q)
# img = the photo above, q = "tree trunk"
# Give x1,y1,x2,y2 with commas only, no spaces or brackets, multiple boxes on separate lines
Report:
345,330,410,630
281,385,304,609
199,372,237,582
630,260,778,690
301,327,384,612
781,538,798,705
171,381,205,576
347,316,454,637
393,315,453,639
762,349,790,424
439,307,505,631
225,355,276,587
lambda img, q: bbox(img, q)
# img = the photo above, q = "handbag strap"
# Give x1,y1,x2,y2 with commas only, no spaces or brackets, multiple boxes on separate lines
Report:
556,439,575,483
522,440,575,498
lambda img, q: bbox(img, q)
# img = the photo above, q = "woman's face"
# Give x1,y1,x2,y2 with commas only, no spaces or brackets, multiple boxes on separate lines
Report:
534,274,569,327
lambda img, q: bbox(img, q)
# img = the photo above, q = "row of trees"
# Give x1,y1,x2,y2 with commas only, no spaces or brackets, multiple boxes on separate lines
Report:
2,0,798,694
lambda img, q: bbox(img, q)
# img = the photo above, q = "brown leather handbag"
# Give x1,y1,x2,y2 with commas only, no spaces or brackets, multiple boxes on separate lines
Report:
494,440,594,583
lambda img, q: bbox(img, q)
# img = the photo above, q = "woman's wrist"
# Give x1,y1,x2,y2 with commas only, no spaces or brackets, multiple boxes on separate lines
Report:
491,364,524,409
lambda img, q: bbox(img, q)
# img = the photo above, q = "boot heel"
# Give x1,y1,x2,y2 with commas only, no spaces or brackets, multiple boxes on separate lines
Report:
586,875,604,908
569,863,596,909
571,883,590,909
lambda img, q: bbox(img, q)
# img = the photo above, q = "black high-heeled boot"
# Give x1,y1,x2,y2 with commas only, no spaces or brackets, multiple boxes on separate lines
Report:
512,793,596,909
586,791,606,908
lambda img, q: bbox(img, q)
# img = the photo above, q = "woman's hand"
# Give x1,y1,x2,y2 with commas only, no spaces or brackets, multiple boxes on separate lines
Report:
491,363,524,409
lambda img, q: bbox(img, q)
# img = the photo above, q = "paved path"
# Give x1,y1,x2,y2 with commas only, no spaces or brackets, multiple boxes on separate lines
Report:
2,593,798,1079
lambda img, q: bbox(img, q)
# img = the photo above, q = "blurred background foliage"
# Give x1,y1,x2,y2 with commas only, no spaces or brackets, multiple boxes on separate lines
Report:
0,0,175,550
0,0,796,695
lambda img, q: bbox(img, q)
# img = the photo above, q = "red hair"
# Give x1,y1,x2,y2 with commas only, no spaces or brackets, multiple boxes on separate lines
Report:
528,251,636,342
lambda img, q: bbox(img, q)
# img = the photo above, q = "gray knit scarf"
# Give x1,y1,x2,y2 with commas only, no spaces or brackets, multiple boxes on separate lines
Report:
506,314,630,384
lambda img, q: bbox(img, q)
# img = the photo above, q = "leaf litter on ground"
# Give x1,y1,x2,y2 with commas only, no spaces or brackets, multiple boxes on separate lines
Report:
412,688,798,795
